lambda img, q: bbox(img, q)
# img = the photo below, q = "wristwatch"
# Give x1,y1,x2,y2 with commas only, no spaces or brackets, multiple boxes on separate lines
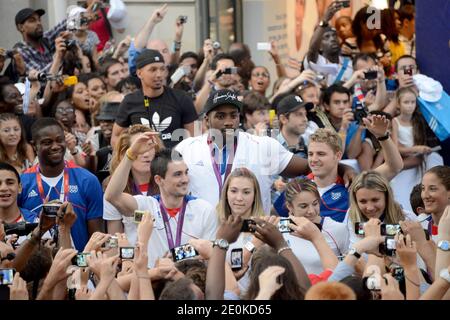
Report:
319,20,329,28
213,239,229,251
244,241,256,254
348,247,361,259
377,132,390,141
437,240,450,251
439,268,450,283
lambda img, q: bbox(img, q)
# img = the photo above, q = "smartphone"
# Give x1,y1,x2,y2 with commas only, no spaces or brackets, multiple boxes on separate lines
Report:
42,202,62,218
257,42,271,51
102,236,118,249
364,70,378,80
381,224,401,236
72,253,90,267
120,247,135,260
0,268,15,286
241,219,256,233
134,210,146,223
278,218,293,233
339,0,351,8
170,65,191,84
379,237,396,256
230,248,243,271
354,222,365,236
171,243,199,262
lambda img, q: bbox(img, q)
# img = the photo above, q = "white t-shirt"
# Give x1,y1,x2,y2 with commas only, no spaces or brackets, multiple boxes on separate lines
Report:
284,217,349,275
103,197,138,244
303,54,353,86
176,132,293,213
134,195,218,267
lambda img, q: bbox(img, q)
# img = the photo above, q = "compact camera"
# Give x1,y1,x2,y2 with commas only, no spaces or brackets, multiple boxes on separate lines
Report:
353,103,368,124
379,236,396,256
241,219,257,233
42,201,63,218
171,243,199,262
72,253,90,267
64,39,77,50
134,210,146,223
102,236,118,249
178,15,188,24
120,247,135,260
213,41,221,50
278,218,294,233
364,70,378,80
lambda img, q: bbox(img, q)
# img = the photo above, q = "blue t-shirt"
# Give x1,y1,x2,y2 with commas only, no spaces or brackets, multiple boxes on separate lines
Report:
273,175,349,223
18,161,103,251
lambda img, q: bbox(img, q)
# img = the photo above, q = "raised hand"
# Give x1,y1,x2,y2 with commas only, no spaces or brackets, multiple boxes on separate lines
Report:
216,215,242,244
381,274,405,300
44,248,77,287
363,218,382,238
84,232,110,253
151,4,168,24
363,115,389,139
9,272,29,300
129,132,159,156
252,217,286,251
57,202,77,230
395,233,417,269
189,238,213,260
289,216,322,242
255,265,285,300
137,211,154,245
134,242,149,276
438,205,450,238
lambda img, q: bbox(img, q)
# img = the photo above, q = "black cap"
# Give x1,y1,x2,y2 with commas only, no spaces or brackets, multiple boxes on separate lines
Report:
136,49,165,69
96,102,120,121
277,94,314,115
15,8,45,26
203,89,243,115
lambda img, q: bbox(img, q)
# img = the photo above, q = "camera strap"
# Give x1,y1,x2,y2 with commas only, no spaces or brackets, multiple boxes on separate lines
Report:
159,196,187,249
36,162,70,204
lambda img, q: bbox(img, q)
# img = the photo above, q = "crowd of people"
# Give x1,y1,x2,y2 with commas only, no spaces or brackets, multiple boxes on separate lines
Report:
1,0,450,301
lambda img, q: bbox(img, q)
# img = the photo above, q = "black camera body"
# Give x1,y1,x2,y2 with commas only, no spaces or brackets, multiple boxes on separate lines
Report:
178,15,188,24
64,39,77,50
4,221,38,236
364,70,378,80
354,103,368,124
241,219,256,233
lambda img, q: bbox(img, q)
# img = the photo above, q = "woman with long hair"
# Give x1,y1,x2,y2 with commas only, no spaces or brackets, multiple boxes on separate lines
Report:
216,167,266,290
284,178,349,274
346,170,417,248
103,124,164,236
0,113,34,173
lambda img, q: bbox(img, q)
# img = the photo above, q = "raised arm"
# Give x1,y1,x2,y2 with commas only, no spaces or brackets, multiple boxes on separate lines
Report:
134,4,168,50
367,115,403,180
104,132,158,214
306,1,341,63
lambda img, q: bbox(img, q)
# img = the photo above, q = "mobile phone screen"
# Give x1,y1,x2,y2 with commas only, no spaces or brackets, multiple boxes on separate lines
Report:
171,244,199,262
230,249,243,270
355,222,365,236
382,224,401,236
0,269,15,285
278,218,291,233
120,247,135,260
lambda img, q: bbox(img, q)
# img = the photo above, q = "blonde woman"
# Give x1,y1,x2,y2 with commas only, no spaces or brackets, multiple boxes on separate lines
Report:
216,167,266,291
345,170,417,249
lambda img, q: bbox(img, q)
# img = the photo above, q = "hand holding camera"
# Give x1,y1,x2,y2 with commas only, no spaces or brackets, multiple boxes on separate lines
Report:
216,215,243,245
252,217,287,251
8,272,29,300
380,273,404,300
395,233,417,269
151,3,168,24
188,238,213,260
137,210,155,245
44,248,78,287
363,218,382,237
255,265,286,299
84,232,111,252
288,216,322,242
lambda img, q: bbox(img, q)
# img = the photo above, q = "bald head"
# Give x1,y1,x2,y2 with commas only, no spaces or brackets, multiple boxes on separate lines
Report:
147,39,170,66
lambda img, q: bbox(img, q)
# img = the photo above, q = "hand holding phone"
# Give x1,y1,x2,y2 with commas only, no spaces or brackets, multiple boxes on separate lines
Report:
0,268,15,285
241,219,256,233
120,247,135,260
171,243,199,262
230,248,243,270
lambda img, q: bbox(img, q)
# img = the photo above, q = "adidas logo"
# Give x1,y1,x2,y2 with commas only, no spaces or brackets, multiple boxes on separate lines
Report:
28,190,38,198
140,112,172,133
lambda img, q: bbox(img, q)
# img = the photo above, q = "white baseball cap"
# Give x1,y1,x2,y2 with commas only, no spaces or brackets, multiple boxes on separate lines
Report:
413,74,443,102
107,0,128,30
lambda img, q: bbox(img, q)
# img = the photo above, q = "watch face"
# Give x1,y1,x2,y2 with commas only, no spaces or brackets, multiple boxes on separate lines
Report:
440,241,449,251
218,239,228,249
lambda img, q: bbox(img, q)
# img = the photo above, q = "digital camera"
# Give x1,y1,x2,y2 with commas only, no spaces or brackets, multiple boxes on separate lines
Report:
171,244,199,262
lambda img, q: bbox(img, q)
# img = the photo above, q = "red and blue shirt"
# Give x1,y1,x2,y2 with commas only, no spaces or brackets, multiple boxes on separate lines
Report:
18,161,103,251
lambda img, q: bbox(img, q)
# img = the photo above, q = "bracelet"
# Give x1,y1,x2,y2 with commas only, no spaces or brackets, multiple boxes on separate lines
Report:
126,148,137,161
377,132,390,141
277,246,291,255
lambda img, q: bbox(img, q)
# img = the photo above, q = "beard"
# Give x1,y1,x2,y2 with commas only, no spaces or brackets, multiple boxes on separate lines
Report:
28,29,43,41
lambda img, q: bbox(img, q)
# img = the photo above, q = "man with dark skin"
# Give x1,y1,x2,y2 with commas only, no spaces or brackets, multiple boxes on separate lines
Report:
18,118,104,251
305,1,353,85
176,89,356,213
